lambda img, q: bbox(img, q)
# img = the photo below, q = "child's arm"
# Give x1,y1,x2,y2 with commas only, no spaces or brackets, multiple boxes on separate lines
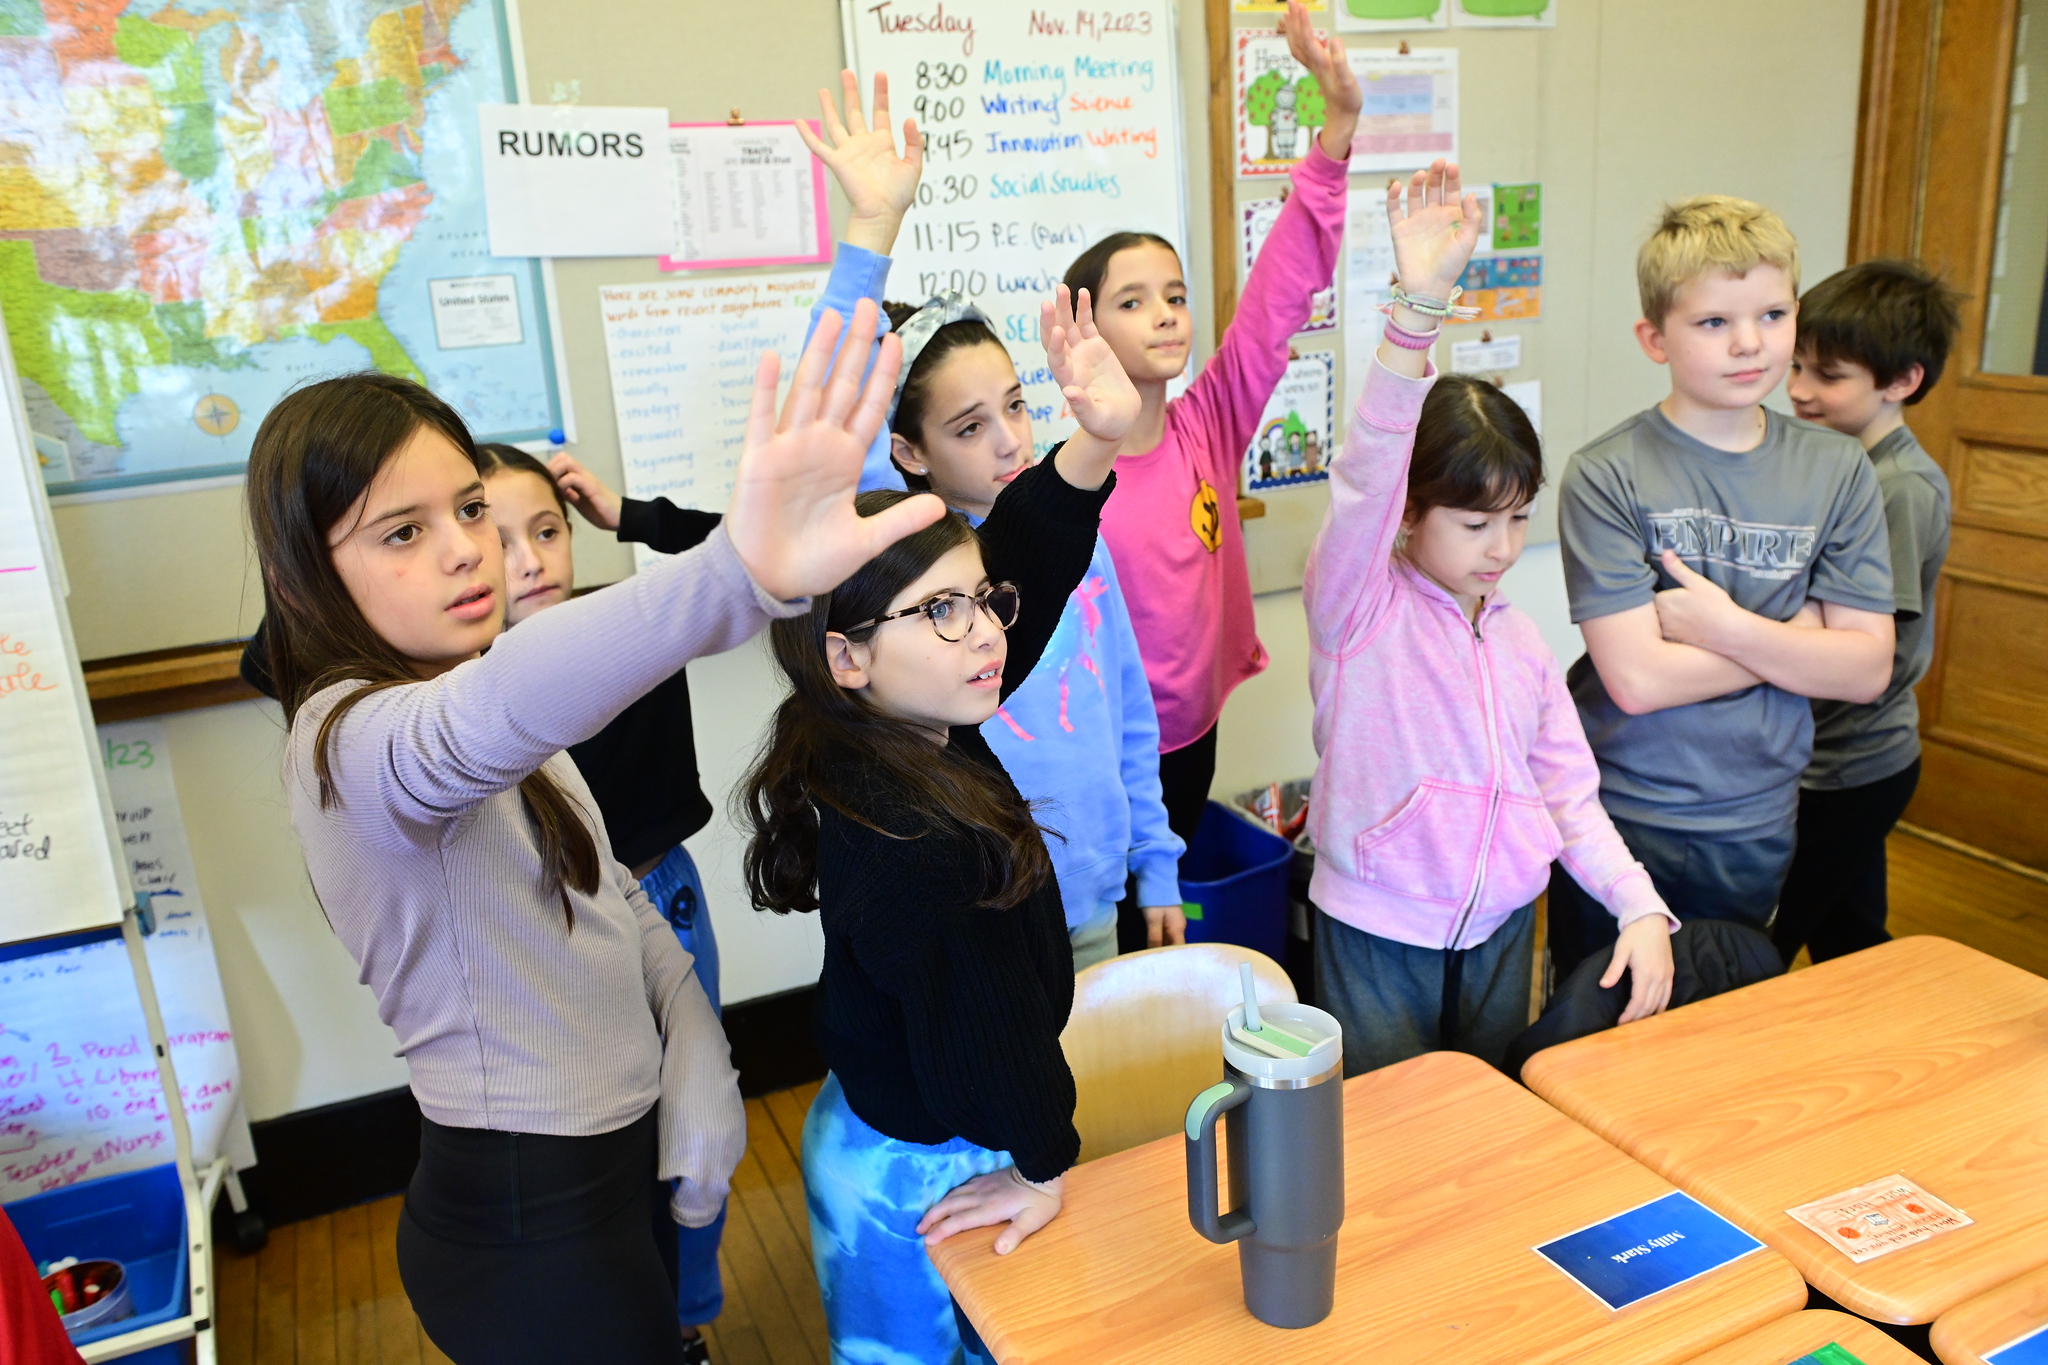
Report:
549,451,723,553
1527,655,1676,1023
1305,162,1476,655
797,71,924,491
1175,11,1355,469
1652,551,1895,702
1581,604,1779,715
1104,555,1187,945
623,865,743,1225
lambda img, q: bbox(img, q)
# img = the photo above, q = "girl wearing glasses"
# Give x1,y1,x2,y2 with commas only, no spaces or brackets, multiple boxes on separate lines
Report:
740,287,1138,1365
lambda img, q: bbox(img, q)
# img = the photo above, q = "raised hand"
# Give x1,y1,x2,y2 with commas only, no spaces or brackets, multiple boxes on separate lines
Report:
724,299,945,600
1041,284,1140,451
794,70,924,255
546,450,623,531
1281,0,1361,160
1385,160,1483,304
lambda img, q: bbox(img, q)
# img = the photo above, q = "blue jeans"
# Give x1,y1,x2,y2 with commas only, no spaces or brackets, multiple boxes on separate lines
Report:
802,1074,1005,1365
639,843,724,1326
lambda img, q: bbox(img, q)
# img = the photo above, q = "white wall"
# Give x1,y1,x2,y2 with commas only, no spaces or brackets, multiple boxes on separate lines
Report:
84,0,1864,1124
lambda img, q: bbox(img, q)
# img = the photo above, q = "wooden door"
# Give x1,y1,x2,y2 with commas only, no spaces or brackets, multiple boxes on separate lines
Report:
1854,0,2048,870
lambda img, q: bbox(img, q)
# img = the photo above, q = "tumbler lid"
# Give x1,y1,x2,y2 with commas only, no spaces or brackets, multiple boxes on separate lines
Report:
1221,1002,1342,1082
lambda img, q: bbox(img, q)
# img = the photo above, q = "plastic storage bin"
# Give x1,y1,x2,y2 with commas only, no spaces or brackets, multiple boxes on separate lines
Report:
9,1162,189,1363
1178,800,1292,962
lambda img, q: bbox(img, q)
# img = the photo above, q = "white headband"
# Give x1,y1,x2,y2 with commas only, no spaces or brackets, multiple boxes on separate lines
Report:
889,292,993,425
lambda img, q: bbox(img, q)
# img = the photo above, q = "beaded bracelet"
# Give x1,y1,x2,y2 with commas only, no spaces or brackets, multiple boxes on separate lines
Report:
1381,319,1438,351
1379,283,1482,322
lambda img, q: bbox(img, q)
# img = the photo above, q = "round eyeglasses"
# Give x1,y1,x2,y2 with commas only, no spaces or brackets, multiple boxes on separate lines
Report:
845,582,1020,644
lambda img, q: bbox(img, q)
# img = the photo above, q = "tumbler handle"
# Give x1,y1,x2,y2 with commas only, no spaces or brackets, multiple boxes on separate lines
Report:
1185,1079,1255,1245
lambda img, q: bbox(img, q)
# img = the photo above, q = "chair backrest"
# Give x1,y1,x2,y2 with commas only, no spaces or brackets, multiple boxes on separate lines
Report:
1060,943,1297,1163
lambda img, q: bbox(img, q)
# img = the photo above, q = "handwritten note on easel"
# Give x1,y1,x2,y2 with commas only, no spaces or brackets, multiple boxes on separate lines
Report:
597,272,824,568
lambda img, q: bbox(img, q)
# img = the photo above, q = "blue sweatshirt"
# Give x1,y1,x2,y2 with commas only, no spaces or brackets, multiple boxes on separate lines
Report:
805,243,1183,929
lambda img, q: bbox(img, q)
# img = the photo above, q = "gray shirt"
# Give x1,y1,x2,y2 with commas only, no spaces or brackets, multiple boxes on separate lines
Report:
1559,405,1894,836
286,527,798,1225
1805,425,1950,789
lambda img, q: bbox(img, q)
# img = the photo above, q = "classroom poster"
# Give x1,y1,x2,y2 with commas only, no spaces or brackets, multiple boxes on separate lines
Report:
1343,187,1402,406
1242,197,1338,333
477,104,674,257
596,271,824,568
1235,0,1327,10
1346,48,1460,173
1238,34,1329,177
1243,353,1335,493
1454,254,1544,322
1335,0,1449,32
1451,0,1556,26
1493,181,1543,249
661,122,831,271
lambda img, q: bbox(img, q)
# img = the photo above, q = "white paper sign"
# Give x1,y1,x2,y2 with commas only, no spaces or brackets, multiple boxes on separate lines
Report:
1344,187,1400,409
0,312,126,943
430,274,524,349
1450,333,1521,373
1502,379,1542,435
1347,48,1459,173
665,123,825,267
478,104,673,257
0,721,251,1202
597,273,824,567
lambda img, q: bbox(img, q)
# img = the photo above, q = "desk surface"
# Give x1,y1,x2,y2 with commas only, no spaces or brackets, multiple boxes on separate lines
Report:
1680,1309,1931,1364
930,1051,1805,1365
1932,1260,2048,1365
1523,936,2048,1325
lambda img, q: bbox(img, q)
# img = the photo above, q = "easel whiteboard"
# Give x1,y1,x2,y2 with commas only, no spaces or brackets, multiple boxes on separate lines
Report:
0,308,129,942
845,0,1191,458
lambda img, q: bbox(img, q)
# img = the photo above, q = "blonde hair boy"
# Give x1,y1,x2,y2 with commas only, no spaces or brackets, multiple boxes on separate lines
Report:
1636,195,1801,328
1545,193,1897,986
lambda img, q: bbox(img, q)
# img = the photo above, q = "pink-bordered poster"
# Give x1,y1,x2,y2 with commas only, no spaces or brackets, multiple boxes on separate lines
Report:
659,120,831,272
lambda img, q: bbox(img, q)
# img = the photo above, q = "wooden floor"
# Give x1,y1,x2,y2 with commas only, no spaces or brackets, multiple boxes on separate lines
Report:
213,827,2048,1365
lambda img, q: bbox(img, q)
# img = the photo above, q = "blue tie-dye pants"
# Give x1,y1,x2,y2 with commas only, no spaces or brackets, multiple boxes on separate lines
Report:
802,1073,1006,1365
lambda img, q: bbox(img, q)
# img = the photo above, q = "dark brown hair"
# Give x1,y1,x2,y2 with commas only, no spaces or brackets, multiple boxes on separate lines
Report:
475,442,569,513
1062,231,1179,308
1798,259,1964,406
245,374,600,927
740,491,1053,915
881,300,1007,489
1407,375,1545,518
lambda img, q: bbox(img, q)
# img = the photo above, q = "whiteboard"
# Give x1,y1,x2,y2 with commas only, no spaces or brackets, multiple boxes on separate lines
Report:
844,0,1190,458
0,307,129,942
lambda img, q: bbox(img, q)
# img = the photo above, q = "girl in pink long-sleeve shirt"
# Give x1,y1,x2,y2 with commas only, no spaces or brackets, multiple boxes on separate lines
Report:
1068,0,1358,843
1303,162,1678,1077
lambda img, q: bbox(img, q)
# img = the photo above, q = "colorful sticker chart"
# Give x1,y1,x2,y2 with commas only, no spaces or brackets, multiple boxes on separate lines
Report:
849,0,1189,459
1242,352,1334,493
1242,197,1337,333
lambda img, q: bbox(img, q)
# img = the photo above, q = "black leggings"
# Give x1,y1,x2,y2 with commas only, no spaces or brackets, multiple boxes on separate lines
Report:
1158,722,1221,849
397,1107,684,1365
1772,759,1920,966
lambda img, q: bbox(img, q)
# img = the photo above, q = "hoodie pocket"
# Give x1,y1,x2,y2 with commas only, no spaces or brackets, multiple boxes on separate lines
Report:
1487,790,1564,878
1353,780,1492,906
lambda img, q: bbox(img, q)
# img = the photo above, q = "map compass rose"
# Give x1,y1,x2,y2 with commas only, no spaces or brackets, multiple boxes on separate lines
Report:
193,394,240,437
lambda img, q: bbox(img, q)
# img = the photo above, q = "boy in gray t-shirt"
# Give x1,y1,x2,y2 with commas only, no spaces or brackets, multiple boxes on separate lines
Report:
1773,260,1961,965
1548,197,1897,981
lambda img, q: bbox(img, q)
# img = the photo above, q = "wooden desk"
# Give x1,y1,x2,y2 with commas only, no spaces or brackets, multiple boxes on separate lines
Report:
1523,936,2048,1325
1680,1309,1929,1364
1931,1260,2048,1364
930,1051,1805,1365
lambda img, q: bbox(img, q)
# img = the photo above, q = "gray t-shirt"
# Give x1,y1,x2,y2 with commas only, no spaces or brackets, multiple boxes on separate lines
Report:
1559,405,1894,836
1805,425,1950,790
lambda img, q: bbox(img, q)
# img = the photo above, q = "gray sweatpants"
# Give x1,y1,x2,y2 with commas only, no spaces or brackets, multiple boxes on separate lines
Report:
1314,903,1535,1078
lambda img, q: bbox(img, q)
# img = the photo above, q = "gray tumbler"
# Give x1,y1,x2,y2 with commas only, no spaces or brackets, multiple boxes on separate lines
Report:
1183,1001,1344,1329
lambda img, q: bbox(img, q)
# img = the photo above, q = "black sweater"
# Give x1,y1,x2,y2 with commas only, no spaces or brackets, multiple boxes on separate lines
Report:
239,495,723,871
812,449,1109,1182
565,497,723,868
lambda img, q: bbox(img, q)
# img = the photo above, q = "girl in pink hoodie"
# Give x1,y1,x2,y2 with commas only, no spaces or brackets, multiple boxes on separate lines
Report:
1071,0,1359,845
1303,162,1678,1077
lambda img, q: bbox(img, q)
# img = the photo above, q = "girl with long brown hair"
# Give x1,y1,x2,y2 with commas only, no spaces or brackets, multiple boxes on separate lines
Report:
244,305,937,1365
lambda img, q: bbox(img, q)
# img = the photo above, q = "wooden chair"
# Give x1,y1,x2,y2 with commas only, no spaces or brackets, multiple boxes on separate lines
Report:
1060,943,1297,1163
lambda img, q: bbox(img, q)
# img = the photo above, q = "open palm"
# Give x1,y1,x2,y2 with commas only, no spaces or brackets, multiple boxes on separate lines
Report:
794,70,923,224
1041,285,1140,444
725,299,944,600
1386,160,1483,301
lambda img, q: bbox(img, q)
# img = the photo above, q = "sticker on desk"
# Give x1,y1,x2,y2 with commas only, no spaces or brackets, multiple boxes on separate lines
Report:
1792,1346,1869,1365
1986,1321,2048,1365
1785,1174,1971,1264
1533,1190,1765,1312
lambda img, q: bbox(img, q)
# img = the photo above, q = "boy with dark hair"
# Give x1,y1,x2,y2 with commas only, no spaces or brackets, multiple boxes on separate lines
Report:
1775,259,1963,963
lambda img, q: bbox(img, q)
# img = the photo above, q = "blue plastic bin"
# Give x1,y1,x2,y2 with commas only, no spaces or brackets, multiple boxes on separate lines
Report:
8,1162,189,1363
1178,801,1292,962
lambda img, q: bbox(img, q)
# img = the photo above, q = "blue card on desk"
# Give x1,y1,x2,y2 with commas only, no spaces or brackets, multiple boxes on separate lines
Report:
1990,1324,2048,1365
1534,1190,1765,1311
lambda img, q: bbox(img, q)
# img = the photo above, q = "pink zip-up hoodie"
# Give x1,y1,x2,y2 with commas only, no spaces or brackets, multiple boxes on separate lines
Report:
1303,357,1675,951
1099,143,1348,753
